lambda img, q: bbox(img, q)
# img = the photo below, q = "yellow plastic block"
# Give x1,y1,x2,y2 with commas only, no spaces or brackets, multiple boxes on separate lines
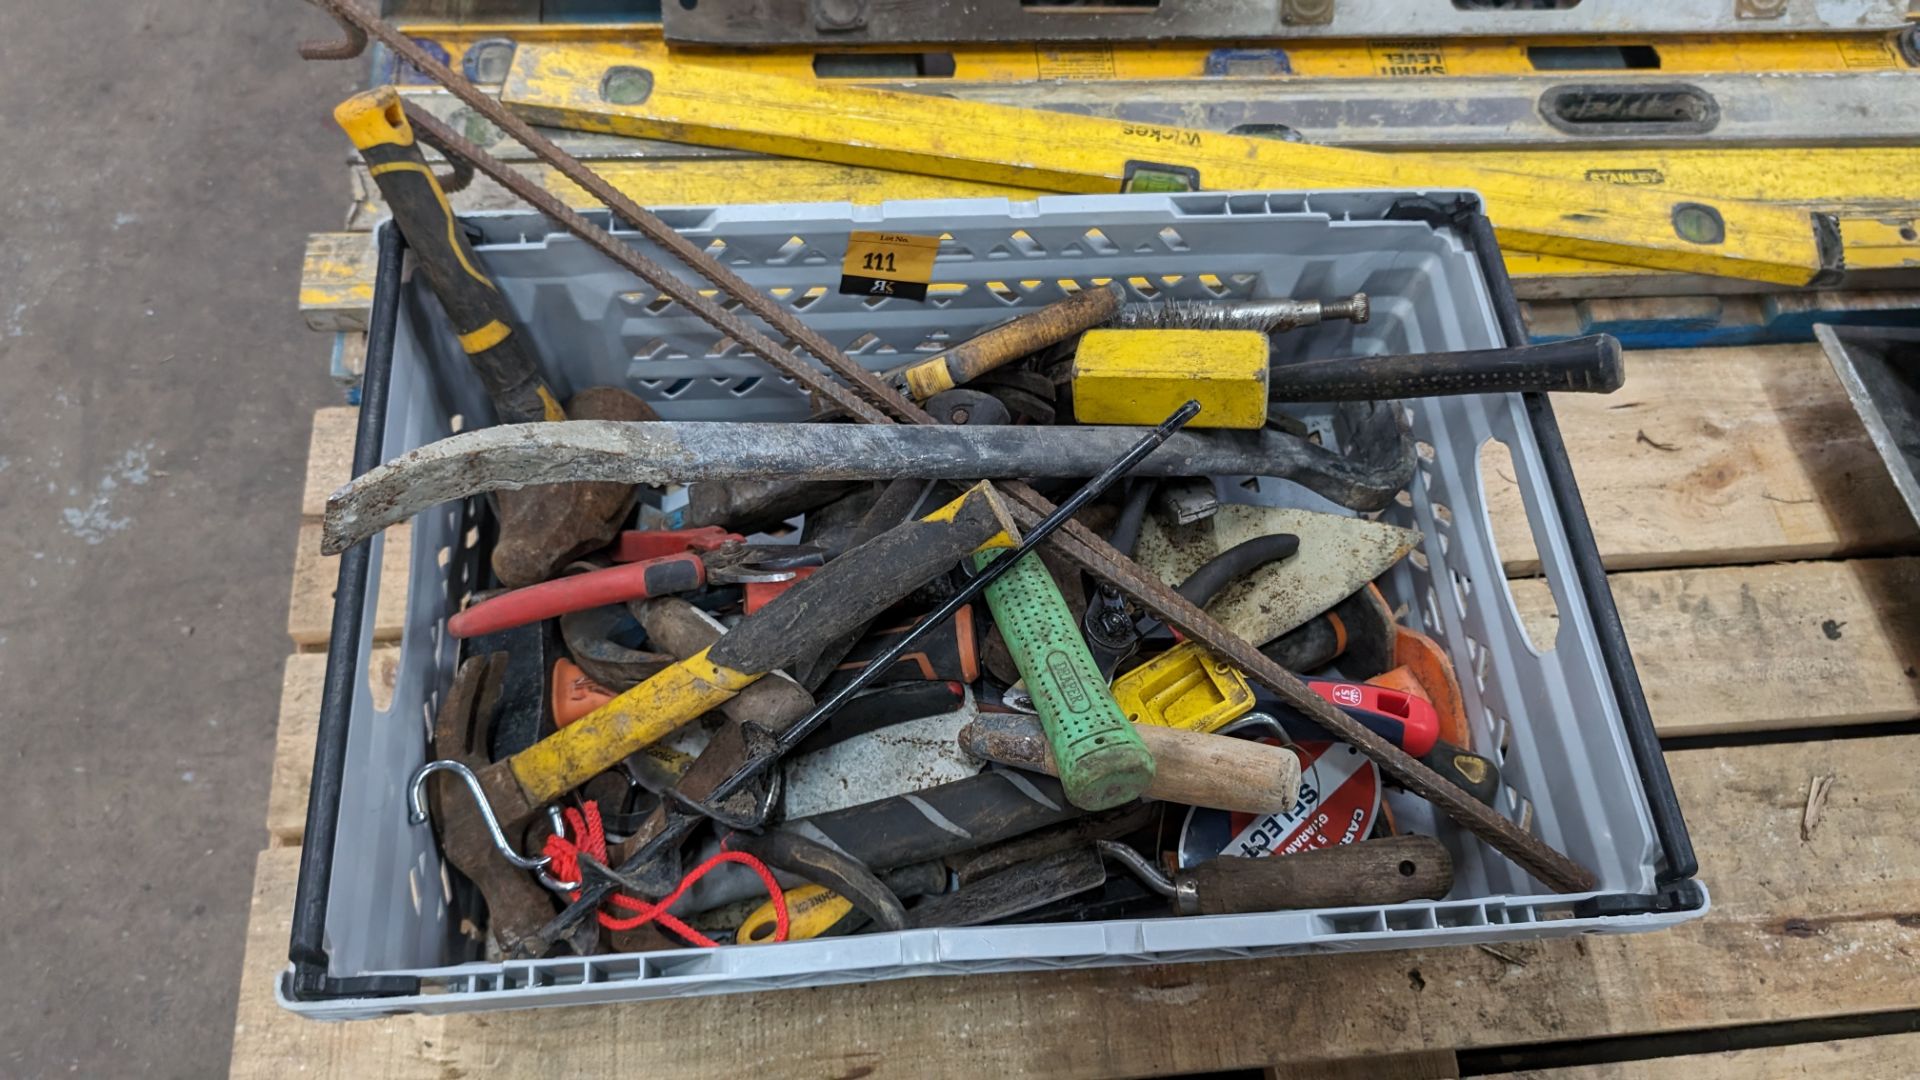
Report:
1111,642,1256,733
1071,329,1268,430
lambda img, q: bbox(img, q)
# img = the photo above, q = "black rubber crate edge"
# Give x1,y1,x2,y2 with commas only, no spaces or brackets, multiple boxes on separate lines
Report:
288,225,420,1002
1459,208,1697,889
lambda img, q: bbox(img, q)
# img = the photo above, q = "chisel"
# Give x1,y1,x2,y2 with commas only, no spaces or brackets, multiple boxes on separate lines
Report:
911,833,1455,928
1100,834,1454,916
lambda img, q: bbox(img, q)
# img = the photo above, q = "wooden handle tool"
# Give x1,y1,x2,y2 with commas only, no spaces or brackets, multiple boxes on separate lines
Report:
960,711,1300,813
1100,834,1453,916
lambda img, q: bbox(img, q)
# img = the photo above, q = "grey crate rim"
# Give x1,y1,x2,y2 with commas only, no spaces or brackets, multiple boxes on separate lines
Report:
282,191,1704,1018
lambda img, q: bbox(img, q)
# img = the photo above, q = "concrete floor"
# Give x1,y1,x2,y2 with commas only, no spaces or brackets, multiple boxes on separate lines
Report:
0,3,359,1075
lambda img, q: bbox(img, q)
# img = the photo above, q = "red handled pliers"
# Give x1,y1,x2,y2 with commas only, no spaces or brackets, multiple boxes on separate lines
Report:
449,529,824,639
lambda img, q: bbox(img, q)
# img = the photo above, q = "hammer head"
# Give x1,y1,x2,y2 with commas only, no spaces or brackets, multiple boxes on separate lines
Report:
491,387,658,588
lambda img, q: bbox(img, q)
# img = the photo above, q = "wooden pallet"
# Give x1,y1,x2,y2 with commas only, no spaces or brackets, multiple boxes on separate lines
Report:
231,343,1920,1077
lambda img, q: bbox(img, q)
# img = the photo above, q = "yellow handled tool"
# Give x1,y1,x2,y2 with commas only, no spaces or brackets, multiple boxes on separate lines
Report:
738,859,951,944
494,482,1018,819
739,884,852,943
337,87,661,587
499,45,1911,285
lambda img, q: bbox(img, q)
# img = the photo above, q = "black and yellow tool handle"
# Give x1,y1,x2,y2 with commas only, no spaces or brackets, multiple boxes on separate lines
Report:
502,483,1016,805
1176,834,1453,915
900,282,1125,401
739,883,853,944
1269,335,1624,402
334,87,563,424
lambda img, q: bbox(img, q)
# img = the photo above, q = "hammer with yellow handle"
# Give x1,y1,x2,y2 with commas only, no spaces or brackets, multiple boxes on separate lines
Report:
440,482,1021,834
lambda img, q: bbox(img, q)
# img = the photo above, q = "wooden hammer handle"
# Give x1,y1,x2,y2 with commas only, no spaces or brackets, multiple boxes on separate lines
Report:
959,712,1300,813
1179,834,1454,915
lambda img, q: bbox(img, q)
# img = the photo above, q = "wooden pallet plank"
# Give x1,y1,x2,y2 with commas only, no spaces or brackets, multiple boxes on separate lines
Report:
267,648,402,847
287,521,412,649
230,848,447,1079
302,406,361,520
1487,344,1920,575
1508,558,1920,737
231,731,1920,1078
266,655,327,848
1505,1032,1920,1079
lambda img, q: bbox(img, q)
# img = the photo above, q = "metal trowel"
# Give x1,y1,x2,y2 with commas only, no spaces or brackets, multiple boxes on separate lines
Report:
1136,505,1419,646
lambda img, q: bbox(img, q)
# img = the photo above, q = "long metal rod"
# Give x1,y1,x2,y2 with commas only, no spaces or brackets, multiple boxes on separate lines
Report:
533,402,1198,944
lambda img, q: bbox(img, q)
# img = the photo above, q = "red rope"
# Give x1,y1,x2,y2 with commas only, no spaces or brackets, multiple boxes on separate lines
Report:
541,801,789,947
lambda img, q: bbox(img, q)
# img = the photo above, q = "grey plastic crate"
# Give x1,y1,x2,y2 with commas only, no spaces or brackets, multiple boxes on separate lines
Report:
281,191,1705,1018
